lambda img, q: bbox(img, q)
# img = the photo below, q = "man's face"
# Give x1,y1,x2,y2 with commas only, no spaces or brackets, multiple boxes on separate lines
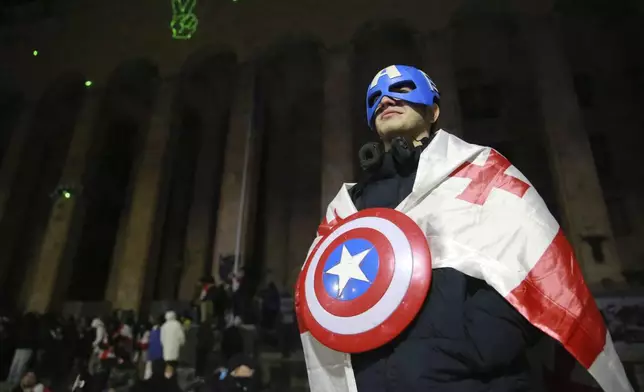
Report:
373,87,430,141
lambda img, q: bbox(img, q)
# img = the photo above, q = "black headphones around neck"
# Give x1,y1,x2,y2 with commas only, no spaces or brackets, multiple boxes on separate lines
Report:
358,136,430,173
358,142,383,172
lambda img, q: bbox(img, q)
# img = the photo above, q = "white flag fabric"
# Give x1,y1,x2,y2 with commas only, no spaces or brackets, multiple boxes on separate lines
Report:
295,130,633,392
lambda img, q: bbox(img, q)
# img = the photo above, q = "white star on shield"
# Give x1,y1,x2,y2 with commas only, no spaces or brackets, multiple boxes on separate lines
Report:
324,245,372,297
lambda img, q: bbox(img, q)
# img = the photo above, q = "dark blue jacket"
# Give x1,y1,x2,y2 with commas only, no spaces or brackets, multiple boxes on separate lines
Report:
349,140,542,391
147,327,163,361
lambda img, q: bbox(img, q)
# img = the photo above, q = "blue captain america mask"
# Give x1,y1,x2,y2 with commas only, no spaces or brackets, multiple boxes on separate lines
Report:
366,65,440,129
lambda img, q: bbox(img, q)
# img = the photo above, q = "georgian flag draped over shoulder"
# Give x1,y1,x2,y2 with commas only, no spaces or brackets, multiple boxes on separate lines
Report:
295,130,633,392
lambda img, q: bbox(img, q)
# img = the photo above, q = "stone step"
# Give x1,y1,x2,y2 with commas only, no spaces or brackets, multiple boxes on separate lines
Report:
259,350,309,391
259,349,305,362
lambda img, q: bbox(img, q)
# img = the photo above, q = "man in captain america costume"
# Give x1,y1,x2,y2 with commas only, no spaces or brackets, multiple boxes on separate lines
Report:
294,65,634,392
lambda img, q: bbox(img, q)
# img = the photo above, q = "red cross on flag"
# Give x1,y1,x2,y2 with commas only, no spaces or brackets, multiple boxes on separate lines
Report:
449,149,530,205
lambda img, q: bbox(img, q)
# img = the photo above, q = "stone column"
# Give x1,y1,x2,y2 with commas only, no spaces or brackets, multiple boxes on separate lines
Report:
0,105,33,226
104,200,132,304
262,111,291,291
423,28,464,137
207,64,260,291
107,82,174,311
0,104,34,283
521,17,625,287
23,92,99,313
177,110,227,300
321,48,354,215
155,192,189,300
286,108,322,289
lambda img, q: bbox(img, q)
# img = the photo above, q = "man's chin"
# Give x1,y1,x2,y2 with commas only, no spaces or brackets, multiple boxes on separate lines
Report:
378,125,409,140
377,121,400,133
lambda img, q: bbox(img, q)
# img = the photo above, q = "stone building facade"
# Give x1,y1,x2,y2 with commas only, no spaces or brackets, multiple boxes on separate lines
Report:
0,0,643,314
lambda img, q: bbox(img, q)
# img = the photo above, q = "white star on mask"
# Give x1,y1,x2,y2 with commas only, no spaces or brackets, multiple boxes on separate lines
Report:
325,245,372,297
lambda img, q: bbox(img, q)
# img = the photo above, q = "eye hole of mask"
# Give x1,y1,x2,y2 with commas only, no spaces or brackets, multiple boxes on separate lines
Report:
389,81,417,93
368,91,382,108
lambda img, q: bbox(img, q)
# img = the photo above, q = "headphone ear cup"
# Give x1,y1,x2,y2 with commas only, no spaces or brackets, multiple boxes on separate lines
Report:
358,142,384,172
390,136,412,165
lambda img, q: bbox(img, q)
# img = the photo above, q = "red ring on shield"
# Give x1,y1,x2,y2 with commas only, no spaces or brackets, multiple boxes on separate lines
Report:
313,228,394,317
297,208,432,353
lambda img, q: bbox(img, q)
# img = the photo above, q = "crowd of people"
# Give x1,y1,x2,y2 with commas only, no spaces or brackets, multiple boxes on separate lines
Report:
0,274,297,392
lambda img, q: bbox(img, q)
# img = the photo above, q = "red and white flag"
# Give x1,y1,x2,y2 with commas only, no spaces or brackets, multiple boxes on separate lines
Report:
296,130,633,392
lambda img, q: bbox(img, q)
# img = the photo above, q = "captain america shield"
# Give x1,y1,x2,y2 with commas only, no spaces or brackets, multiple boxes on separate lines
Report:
297,208,432,353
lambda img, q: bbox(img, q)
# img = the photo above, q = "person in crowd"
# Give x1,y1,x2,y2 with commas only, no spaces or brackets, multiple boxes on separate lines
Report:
7,313,38,386
144,316,164,380
214,353,261,392
88,318,107,375
60,315,80,385
180,312,193,330
160,311,185,383
1,314,14,380
213,283,230,330
70,317,93,386
134,321,151,379
198,275,217,323
107,314,137,392
11,371,50,392
259,278,279,332
111,313,134,364
278,291,295,358
90,317,115,392
36,314,64,387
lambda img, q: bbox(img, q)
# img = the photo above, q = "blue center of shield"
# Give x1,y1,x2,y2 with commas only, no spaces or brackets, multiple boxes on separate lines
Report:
322,238,379,301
